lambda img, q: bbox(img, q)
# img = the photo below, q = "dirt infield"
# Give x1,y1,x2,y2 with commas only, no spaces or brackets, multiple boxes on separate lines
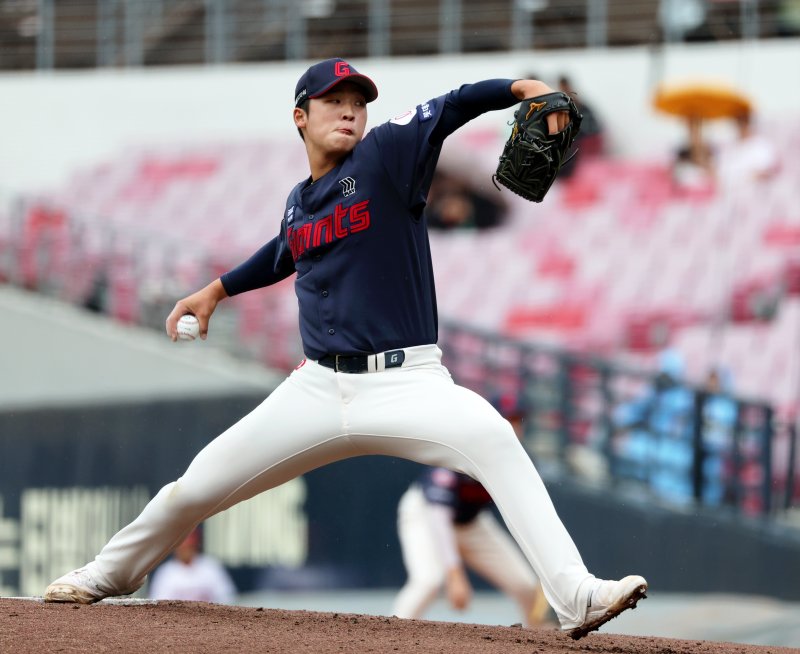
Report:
0,598,795,654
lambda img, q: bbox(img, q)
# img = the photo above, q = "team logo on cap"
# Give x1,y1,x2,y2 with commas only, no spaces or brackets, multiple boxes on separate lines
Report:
334,61,351,77
339,177,356,197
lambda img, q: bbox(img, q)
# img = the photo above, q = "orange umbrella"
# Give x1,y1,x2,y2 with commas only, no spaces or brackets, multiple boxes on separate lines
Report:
653,81,752,120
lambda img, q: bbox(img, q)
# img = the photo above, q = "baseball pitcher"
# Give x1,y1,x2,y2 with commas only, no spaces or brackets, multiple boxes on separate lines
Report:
45,58,646,639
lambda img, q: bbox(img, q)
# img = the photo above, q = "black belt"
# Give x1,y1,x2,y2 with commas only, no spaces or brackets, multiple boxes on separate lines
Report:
317,350,406,374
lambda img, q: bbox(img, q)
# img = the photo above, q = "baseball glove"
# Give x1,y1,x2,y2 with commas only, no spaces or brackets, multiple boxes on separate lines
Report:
493,92,583,203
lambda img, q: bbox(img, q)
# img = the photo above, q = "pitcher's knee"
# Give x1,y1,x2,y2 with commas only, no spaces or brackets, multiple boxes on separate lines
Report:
469,421,523,468
461,414,517,451
161,479,218,515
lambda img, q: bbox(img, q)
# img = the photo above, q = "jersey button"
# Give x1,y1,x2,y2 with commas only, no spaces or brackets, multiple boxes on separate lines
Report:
328,328,335,335
322,290,329,297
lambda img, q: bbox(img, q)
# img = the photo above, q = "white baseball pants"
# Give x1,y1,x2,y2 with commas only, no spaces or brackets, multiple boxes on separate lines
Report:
392,485,541,626
86,345,595,628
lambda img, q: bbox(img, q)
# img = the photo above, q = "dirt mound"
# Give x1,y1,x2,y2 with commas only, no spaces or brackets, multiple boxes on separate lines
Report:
0,599,793,654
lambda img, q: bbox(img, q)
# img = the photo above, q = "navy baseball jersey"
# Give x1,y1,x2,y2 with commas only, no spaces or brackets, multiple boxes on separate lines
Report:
221,79,518,360
420,467,493,525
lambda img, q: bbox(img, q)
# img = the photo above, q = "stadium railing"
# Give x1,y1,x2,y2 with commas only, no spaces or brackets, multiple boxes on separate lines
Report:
439,319,799,519
1,0,798,71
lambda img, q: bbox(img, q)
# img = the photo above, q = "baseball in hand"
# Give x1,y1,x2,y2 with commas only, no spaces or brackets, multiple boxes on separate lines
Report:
176,314,200,341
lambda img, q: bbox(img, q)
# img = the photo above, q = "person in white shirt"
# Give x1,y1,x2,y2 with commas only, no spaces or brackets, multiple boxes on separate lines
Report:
716,110,779,187
148,527,237,604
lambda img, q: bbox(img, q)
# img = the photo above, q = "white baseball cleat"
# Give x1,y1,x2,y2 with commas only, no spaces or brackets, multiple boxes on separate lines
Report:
44,566,110,604
566,575,648,640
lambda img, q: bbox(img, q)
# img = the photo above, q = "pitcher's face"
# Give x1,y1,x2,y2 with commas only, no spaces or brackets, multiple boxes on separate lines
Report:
296,83,368,157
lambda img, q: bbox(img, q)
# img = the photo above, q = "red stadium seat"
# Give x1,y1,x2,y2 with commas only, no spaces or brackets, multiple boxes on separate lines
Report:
6,118,800,403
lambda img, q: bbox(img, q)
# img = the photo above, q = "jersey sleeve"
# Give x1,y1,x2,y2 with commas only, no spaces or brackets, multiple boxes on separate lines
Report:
220,223,296,296
368,95,448,207
370,79,517,207
428,78,518,146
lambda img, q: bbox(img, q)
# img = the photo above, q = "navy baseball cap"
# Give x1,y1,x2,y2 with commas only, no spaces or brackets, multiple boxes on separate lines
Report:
294,58,378,107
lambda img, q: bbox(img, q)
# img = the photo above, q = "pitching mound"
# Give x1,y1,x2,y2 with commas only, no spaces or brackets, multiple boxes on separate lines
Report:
0,598,793,654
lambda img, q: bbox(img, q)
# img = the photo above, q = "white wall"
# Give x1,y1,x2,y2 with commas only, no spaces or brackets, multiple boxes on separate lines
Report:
0,286,281,408
1,39,798,194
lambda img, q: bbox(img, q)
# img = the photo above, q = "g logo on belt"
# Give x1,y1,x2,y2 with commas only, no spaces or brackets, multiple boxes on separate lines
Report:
385,350,405,368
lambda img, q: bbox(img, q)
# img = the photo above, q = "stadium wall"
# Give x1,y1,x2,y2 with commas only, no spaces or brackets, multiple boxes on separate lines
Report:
1,39,799,194
1,395,799,600
0,285,282,409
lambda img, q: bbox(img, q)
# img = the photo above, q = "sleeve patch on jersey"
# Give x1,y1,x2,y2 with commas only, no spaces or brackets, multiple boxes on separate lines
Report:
417,101,435,122
390,110,415,126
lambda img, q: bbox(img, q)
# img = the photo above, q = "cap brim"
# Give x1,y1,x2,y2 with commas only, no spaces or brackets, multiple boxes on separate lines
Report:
309,74,379,103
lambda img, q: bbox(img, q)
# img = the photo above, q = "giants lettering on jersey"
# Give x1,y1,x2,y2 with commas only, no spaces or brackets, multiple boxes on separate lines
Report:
287,199,371,261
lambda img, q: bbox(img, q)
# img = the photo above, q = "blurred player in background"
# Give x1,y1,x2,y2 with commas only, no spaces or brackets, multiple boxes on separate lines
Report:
393,396,552,627
148,526,237,604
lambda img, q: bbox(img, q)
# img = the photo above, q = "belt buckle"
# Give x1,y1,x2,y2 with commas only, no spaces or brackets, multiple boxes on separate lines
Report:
335,354,343,372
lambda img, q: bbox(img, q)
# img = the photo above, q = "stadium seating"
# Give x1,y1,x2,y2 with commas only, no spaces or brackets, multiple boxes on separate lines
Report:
7,118,800,417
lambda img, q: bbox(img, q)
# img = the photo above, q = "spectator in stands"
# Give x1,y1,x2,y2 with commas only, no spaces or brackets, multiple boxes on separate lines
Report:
715,110,779,188
557,75,604,157
671,116,715,194
426,185,478,230
611,349,695,504
553,74,604,180
425,171,505,231
658,0,708,41
699,366,738,506
148,526,237,604
83,270,108,313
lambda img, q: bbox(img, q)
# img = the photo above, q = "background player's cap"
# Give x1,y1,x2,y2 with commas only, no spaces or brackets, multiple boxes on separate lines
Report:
294,58,378,107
